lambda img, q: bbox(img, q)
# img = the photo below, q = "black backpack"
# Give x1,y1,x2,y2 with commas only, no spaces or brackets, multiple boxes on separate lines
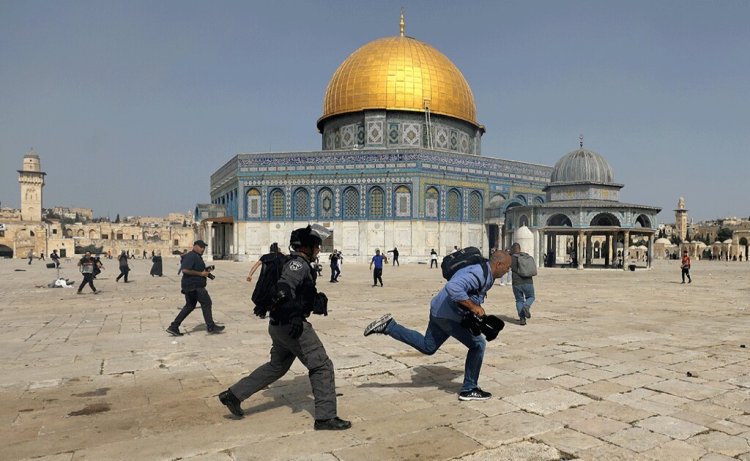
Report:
251,253,290,309
441,247,489,293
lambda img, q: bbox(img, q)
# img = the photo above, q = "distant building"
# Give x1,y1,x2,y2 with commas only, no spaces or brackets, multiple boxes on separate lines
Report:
504,141,661,269
0,151,195,259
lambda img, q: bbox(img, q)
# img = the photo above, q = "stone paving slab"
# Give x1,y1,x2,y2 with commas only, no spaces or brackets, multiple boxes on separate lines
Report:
2,258,750,460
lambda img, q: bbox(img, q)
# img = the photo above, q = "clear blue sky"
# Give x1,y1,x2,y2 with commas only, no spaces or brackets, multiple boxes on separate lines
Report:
1,0,748,222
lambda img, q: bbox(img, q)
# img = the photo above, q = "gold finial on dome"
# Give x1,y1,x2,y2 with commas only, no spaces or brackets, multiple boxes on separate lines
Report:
400,8,405,36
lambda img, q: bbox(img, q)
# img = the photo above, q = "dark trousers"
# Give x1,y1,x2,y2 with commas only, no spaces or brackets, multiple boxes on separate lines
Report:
78,273,96,292
116,266,129,282
392,256,399,266
430,259,438,268
373,268,383,286
330,265,340,281
170,287,215,329
230,321,337,420
681,267,691,283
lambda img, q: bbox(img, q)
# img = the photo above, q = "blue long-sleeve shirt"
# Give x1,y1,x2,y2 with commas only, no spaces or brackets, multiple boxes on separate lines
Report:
430,262,494,321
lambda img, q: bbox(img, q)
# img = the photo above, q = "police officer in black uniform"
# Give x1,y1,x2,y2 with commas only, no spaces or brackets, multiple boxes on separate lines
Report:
166,240,225,336
219,225,351,431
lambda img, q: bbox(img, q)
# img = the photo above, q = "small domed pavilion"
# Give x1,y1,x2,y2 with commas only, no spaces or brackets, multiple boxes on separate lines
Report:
504,138,661,269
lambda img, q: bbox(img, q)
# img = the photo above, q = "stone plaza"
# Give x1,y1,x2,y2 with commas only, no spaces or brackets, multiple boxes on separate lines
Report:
2,257,749,460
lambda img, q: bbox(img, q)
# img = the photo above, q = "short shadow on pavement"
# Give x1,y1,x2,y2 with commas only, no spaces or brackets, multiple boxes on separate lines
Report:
494,314,521,325
357,364,462,394
228,375,315,420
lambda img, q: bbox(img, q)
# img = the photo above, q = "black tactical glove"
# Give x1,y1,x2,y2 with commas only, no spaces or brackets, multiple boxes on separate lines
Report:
312,292,328,316
289,316,304,339
253,305,267,319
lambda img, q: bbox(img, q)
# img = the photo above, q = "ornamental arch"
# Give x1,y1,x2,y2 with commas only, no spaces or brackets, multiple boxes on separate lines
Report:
547,214,573,227
590,212,621,227
635,214,651,228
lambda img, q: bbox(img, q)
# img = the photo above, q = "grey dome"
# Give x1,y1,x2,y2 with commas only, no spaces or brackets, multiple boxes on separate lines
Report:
550,148,614,184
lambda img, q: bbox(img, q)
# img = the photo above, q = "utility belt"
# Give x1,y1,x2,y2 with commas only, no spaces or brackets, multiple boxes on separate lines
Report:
269,318,290,326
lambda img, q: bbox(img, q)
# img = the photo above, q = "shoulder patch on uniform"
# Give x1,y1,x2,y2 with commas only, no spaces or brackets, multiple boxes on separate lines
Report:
289,260,304,271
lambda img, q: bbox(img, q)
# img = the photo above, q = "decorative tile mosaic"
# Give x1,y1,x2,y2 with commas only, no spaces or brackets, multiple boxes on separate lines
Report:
436,127,449,149
402,123,421,146
357,124,365,145
388,123,400,145
366,120,384,145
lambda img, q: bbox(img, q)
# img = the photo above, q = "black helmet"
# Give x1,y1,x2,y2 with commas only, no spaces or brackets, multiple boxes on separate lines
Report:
290,225,322,250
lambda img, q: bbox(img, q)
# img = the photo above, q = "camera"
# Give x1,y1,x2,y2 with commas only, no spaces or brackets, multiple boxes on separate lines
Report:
206,265,216,280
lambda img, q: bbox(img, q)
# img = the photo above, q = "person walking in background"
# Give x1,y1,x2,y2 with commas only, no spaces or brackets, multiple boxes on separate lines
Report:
369,249,387,287
388,247,400,266
329,249,340,283
510,243,535,325
178,249,188,275
115,251,130,283
430,249,438,268
166,240,225,336
500,247,512,286
681,250,692,284
150,252,163,277
364,250,512,401
500,267,511,286
27,249,33,265
93,254,104,279
51,250,60,268
246,242,283,283
77,251,102,294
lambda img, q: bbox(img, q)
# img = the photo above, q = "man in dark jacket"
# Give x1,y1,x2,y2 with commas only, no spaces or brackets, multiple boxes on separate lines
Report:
218,225,351,431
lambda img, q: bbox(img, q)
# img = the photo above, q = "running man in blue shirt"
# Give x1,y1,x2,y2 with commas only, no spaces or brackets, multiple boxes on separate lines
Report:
369,249,388,287
364,250,512,400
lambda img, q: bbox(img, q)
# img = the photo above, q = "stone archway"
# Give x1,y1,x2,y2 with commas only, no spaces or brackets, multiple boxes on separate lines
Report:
0,244,13,258
590,212,621,227
547,214,572,227
740,237,748,261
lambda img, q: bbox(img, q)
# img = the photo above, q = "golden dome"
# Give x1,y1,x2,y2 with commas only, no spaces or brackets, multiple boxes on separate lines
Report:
319,35,478,128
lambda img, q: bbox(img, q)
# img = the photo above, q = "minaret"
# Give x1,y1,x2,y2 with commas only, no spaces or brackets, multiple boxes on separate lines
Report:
17,150,46,222
674,197,688,241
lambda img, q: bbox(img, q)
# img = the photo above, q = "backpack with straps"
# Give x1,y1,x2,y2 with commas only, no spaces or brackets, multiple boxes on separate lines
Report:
513,252,538,277
251,253,290,310
441,247,489,294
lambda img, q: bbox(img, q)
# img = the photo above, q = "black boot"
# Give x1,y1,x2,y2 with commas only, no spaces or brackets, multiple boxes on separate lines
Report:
219,389,244,417
314,417,351,430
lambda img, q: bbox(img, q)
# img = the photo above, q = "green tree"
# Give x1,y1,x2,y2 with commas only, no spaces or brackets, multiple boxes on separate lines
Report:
717,227,733,241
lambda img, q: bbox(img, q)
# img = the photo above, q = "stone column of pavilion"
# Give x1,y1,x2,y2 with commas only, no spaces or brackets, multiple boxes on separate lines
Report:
577,230,585,270
623,230,631,271
648,233,655,269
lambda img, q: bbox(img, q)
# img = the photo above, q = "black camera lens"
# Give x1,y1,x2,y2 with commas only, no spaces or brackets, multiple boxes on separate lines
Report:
207,273,215,280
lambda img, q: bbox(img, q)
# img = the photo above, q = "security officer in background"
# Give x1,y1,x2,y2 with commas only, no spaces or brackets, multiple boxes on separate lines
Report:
219,225,351,431
166,240,225,336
